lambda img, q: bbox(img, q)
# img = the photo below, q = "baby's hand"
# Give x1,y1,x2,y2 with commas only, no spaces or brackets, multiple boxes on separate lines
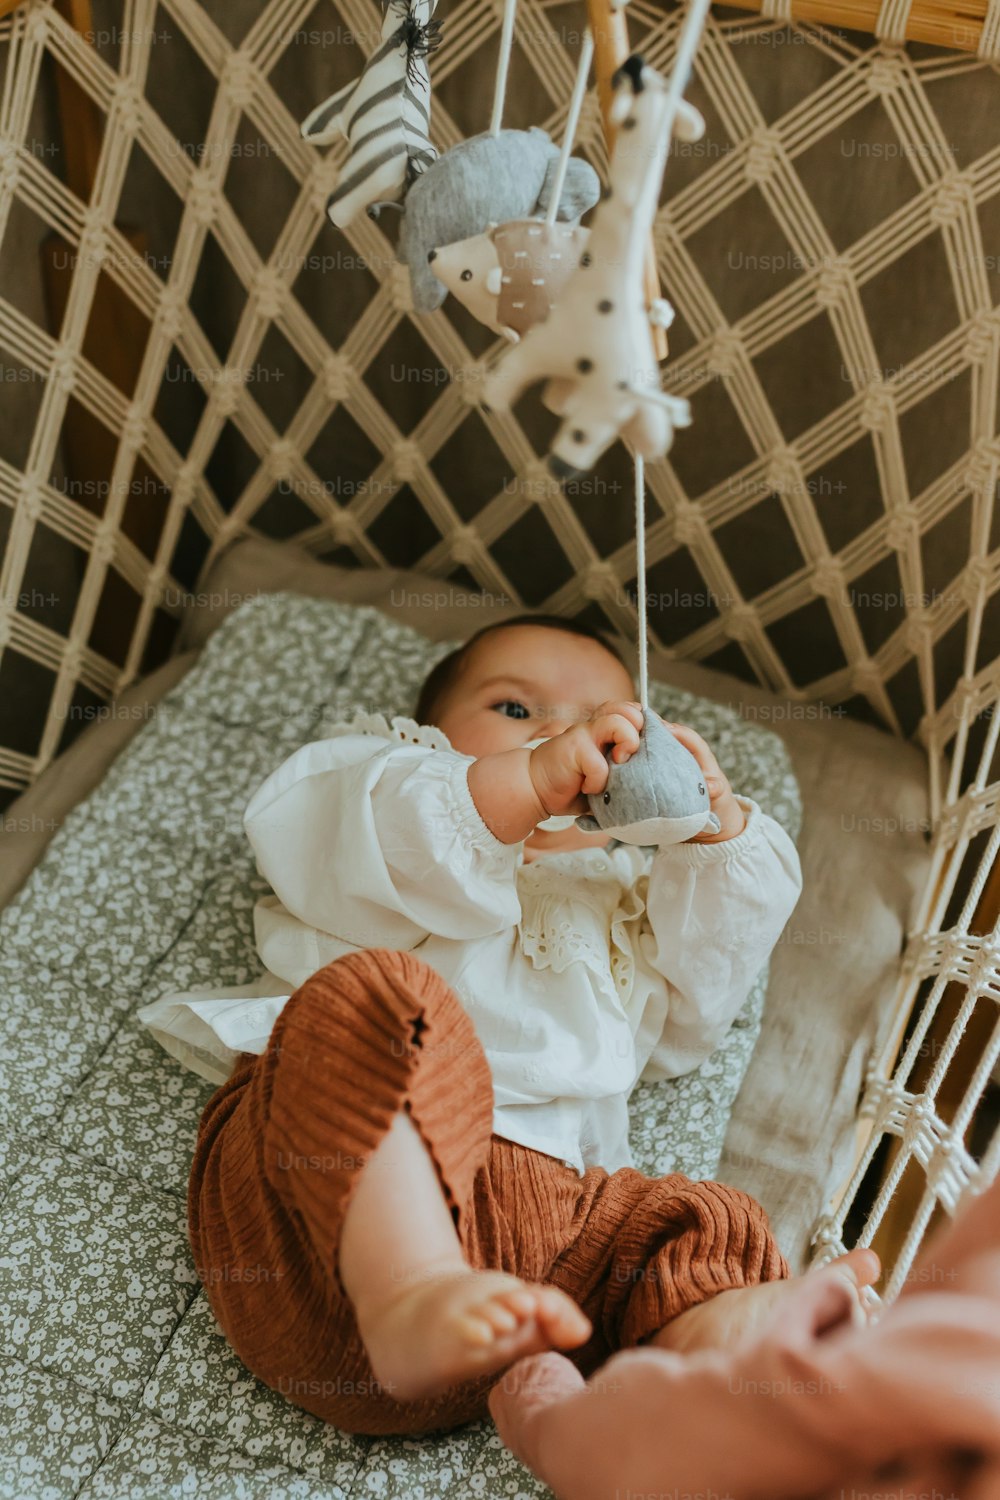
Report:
663,720,747,842
528,701,644,818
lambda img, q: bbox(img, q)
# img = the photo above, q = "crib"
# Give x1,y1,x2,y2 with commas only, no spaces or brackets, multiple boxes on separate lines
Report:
0,0,998,1495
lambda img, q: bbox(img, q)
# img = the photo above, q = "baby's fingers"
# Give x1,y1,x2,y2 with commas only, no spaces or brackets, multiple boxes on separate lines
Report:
590,700,644,735
588,711,642,768
661,720,722,781
576,735,620,795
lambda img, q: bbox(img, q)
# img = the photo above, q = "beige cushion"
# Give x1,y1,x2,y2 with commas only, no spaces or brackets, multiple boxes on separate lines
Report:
1,536,931,1266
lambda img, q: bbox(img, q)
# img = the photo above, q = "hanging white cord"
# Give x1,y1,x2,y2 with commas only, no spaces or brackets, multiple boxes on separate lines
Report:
545,29,595,226
635,452,649,711
541,19,648,707
628,0,711,714
485,0,708,719
645,0,712,198
489,0,519,136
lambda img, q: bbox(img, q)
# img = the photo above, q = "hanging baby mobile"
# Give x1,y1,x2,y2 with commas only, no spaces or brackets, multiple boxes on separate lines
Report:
300,0,717,843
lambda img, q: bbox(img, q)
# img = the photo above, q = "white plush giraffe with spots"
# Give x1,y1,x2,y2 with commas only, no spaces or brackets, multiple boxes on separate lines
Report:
482,55,703,478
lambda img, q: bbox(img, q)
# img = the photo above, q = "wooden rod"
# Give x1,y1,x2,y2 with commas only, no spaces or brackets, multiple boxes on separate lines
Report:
51,0,103,202
586,0,669,361
712,0,989,53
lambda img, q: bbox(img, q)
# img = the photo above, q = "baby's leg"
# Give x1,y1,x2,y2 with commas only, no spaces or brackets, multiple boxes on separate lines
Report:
189,945,588,1434
339,1108,590,1400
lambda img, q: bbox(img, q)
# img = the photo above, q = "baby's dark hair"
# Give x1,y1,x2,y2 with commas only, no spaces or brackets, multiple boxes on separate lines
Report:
414,613,633,726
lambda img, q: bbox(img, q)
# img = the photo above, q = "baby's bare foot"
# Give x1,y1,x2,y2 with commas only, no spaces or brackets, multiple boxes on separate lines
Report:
355,1268,592,1402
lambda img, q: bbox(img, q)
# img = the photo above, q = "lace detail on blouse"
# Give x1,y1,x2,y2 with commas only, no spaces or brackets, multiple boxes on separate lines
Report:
517,852,647,1005
322,710,455,753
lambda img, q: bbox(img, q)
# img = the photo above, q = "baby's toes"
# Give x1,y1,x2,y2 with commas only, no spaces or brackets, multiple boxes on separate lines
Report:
456,1309,503,1347
534,1287,591,1347
496,1286,540,1319
475,1295,522,1337
456,1283,535,1345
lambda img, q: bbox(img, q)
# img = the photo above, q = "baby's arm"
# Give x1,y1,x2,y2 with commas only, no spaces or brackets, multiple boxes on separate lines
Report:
246,707,643,948
244,733,525,948
639,724,802,1079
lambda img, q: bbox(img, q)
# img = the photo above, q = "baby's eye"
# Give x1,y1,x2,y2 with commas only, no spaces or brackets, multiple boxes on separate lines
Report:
492,699,530,720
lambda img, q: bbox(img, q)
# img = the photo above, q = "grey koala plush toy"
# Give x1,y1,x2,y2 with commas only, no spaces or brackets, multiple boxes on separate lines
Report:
398,126,601,313
577,708,722,846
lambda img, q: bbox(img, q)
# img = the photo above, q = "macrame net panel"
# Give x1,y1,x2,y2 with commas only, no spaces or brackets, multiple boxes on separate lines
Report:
0,0,998,1276
817,711,1000,1296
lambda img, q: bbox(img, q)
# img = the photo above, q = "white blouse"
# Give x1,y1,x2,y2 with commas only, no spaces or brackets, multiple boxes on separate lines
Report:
138,712,802,1174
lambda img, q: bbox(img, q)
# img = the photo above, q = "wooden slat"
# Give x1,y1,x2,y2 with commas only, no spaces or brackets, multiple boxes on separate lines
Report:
714,0,993,54
50,0,103,201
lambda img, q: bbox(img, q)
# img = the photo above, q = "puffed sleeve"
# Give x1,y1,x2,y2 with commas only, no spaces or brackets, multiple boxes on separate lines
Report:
243,733,522,950
638,796,802,1080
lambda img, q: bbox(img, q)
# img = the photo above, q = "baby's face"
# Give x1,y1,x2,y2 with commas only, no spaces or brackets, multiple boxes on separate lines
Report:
432,625,636,859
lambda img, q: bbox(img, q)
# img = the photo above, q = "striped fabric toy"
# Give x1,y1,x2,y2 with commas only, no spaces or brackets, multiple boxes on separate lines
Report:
301,0,441,229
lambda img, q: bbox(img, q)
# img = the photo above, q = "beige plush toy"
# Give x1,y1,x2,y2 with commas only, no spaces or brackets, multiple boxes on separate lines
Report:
434,220,679,359
432,220,591,343
482,55,704,478
494,220,590,337
431,229,513,340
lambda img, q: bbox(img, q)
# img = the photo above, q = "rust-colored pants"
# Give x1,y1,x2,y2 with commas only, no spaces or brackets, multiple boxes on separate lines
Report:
189,947,789,1435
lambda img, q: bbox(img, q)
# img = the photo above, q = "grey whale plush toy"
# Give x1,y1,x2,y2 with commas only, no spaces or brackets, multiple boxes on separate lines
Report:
398,126,601,313
576,708,722,845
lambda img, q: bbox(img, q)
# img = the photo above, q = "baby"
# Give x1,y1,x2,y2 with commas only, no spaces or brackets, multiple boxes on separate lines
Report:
152,613,876,1436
